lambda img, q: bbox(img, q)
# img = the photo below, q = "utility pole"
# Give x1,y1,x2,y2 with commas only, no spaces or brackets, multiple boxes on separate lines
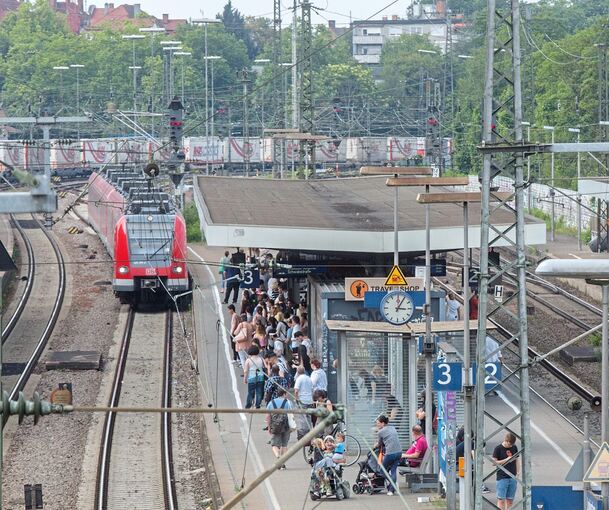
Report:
598,43,609,175
424,77,442,175
273,0,283,129
476,1,532,509
239,69,251,177
300,0,315,177
292,0,299,131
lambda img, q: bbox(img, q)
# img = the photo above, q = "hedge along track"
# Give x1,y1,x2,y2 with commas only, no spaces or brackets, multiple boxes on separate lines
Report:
95,309,177,510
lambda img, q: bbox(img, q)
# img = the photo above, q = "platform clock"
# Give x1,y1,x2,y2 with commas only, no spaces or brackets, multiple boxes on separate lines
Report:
379,290,415,325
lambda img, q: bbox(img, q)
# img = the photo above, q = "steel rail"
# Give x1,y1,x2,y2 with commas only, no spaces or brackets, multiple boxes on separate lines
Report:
433,277,601,407
161,311,178,510
6,216,66,402
95,307,135,510
2,215,35,342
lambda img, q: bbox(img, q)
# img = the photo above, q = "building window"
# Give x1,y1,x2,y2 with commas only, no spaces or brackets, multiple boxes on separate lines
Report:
363,48,368,55
363,29,367,35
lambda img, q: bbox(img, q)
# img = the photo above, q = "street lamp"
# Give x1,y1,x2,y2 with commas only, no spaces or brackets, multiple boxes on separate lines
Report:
52,66,69,112
254,59,271,136
122,34,145,129
418,49,438,55
162,46,183,101
69,64,84,139
173,52,192,103
193,18,222,175
536,259,609,510
543,125,556,242
204,55,222,170
140,27,166,137
569,127,582,250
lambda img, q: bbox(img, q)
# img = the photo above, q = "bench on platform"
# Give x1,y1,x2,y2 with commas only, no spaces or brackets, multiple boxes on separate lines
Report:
398,449,436,492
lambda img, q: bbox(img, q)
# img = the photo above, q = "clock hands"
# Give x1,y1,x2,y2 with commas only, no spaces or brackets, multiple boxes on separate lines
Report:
395,295,410,312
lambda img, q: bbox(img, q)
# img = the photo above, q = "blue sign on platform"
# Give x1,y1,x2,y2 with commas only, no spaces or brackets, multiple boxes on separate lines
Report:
364,290,426,309
239,267,260,289
472,362,502,391
433,362,463,392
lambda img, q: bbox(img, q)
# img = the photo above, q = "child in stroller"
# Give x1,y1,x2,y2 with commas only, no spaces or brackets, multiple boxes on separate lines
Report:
309,436,351,500
352,448,387,495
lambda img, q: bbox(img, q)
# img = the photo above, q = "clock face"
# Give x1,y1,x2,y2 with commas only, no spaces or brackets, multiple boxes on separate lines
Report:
380,291,414,325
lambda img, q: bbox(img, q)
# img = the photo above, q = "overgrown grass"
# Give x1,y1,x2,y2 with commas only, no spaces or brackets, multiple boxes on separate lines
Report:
184,203,202,243
528,207,590,241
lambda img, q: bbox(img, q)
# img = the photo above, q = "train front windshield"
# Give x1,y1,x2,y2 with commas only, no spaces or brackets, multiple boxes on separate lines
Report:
126,214,175,268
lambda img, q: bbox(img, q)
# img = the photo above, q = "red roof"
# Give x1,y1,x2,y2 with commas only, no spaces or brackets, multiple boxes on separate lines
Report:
0,0,21,21
87,4,186,33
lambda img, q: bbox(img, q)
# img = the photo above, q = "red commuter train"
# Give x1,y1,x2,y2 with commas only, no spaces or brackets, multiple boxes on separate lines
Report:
87,169,192,309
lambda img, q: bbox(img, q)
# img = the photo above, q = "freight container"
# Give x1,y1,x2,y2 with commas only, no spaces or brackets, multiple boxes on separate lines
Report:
183,136,223,164
224,137,261,164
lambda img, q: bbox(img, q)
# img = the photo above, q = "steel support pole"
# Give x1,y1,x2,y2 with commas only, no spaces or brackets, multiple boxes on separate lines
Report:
462,202,472,509
211,59,215,170
584,412,591,509
76,67,80,139
513,1,533,500
526,125,531,211
394,177,399,266
205,23,210,176
474,0,496,506
602,284,609,510
291,0,298,130
577,132,582,251
424,183,433,469
550,128,555,242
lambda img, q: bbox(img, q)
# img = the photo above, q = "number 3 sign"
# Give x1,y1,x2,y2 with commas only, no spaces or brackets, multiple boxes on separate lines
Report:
432,362,463,392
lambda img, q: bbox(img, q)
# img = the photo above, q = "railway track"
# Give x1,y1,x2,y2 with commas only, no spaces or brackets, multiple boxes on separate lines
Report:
2,214,35,342
95,308,177,510
433,276,601,408
2,215,66,402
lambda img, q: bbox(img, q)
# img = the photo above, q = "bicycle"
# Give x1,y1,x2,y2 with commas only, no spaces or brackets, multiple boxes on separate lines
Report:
302,418,362,467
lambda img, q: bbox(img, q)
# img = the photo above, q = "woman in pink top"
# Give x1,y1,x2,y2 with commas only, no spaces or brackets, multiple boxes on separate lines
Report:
233,313,254,367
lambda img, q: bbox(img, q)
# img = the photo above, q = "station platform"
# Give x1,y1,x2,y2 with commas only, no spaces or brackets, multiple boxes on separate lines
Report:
188,243,445,509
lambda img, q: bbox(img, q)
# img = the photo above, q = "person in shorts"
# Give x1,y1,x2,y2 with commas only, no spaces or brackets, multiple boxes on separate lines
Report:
266,387,292,469
492,432,519,509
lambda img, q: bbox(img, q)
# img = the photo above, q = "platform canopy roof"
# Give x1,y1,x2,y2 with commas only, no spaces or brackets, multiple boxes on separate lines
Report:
194,175,546,253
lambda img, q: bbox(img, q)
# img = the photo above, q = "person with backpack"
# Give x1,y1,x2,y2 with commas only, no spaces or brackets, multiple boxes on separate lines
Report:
266,387,293,469
243,345,266,409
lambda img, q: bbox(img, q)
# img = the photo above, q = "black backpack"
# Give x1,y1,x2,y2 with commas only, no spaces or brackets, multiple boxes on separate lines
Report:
269,398,289,434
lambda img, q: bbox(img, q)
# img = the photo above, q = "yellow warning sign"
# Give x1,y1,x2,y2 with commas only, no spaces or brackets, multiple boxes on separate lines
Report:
584,442,609,482
384,265,408,286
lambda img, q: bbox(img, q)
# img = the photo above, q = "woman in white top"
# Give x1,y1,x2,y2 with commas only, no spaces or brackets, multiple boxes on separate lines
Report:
243,345,266,408
445,292,461,321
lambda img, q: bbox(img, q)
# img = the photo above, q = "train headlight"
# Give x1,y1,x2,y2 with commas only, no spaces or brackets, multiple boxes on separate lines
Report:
172,265,184,274
118,266,129,274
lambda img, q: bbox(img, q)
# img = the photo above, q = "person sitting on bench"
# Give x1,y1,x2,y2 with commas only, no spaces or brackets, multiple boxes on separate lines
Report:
402,425,428,467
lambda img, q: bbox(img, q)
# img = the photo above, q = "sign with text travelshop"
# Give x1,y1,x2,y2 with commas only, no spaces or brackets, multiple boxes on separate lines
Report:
344,277,425,301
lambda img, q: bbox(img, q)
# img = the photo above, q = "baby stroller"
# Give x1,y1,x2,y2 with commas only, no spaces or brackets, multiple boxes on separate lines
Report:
352,449,387,495
309,461,351,500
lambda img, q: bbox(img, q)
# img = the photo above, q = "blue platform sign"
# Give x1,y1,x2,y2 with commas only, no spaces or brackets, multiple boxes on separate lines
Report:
239,267,260,289
472,362,502,391
433,362,463,392
364,290,426,309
